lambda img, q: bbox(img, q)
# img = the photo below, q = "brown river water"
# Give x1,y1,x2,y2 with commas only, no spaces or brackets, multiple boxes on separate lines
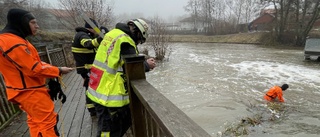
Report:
145,43,320,137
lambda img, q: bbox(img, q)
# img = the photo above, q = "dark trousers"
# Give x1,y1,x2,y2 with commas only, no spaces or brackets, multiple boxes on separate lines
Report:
94,103,132,137
80,73,96,114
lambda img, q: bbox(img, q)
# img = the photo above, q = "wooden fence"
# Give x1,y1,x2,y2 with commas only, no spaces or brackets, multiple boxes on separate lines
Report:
0,42,73,131
0,74,20,131
123,55,211,137
35,42,74,67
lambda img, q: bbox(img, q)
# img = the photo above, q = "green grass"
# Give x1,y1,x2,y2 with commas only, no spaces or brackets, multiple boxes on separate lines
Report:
170,32,267,44
34,31,279,46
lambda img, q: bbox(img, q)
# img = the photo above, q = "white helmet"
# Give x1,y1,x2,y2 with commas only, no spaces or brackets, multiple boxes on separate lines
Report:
128,18,149,43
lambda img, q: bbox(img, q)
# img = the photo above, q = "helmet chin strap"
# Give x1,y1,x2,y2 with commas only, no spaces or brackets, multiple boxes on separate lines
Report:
130,25,143,45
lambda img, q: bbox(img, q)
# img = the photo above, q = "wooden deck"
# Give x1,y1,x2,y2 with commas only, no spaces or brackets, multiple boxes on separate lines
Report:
0,70,100,137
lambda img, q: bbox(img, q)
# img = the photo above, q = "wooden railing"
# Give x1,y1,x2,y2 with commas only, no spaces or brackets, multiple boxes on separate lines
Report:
0,42,73,131
35,42,74,67
0,74,20,131
123,55,211,137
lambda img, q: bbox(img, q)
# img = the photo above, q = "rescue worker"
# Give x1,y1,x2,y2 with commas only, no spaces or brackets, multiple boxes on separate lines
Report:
0,8,73,137
264,84,289,102
71,18,108,117
87,19,156,137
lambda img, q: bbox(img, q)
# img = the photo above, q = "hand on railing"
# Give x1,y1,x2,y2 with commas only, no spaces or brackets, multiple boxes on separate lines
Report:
146,57,156,70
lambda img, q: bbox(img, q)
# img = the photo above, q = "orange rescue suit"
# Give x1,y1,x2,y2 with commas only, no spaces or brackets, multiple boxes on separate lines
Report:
264,86,284,102
0,33,60,137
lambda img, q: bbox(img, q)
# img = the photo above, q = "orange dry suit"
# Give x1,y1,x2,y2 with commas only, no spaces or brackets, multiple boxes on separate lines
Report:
0,8,61,137
264,86,284,102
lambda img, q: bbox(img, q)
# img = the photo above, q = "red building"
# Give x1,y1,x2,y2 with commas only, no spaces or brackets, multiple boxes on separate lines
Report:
249,13,275,31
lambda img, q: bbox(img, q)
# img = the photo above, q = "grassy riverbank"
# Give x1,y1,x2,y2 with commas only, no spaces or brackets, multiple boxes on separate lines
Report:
37,31,269,45
170,32,267,44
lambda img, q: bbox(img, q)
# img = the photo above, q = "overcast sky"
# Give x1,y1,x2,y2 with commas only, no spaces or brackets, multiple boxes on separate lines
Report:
113,0,187,18
47,0,187,19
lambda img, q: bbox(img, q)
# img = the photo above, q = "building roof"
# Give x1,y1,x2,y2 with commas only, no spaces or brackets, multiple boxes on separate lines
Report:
250,13,275,24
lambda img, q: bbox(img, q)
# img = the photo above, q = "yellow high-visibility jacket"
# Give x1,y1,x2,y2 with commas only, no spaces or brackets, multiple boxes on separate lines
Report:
87,29,137,107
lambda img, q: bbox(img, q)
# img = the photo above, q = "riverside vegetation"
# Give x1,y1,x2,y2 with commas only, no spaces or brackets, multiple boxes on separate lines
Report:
34,31,266,44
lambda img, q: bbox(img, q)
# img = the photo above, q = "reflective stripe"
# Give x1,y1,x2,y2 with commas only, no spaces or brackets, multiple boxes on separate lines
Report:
88,30,134,107
86,104,95,108
107,34,128,56
92,33,129,74
93,60,123,74
80,38,91,46
71,47,95,53
88,88,129,101
100,132,110,137
92,38,99,46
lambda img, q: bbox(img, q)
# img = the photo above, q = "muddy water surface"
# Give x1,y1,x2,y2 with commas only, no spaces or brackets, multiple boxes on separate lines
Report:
145,43,320,137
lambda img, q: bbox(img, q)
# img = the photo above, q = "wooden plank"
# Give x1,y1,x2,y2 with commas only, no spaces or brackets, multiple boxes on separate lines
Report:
80,107,97,137
56,74,82,137
123,55,147,137
0,74,12,123
67,86,86,137
0,72,23,135
90,117,98,137
78,82,98,137
22,131,30,137
1,111,25,136
16,112,29,137
60,70,78,91
128,85,146,137
61,44,68,67
146,109,153,136
0,97,9,124
131,80,212,137
45,46,52,64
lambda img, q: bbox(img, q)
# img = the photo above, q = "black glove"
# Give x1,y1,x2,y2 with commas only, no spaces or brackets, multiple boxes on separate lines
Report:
86,45,96,50
100,26,109,34
83,77,89,89
96,36,103,44
48,78,67,103
58,90,67,103
95,26,108,45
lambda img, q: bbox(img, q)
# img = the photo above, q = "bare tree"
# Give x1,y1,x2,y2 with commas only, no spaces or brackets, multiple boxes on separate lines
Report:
244,0,262,23
184,0,202,32
24,0,51,30
54,0,114,31
147,16,172,61
229,0,245,26
263,0,320,46
213,0,226,34
294,0,320,46
0,0,54,30
199,0,215,34
0,0,26,25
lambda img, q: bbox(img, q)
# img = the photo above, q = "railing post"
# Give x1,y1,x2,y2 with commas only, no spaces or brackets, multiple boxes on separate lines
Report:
0,73,20,131
123,54,146,137
60,43,68,67
45,45,52,64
